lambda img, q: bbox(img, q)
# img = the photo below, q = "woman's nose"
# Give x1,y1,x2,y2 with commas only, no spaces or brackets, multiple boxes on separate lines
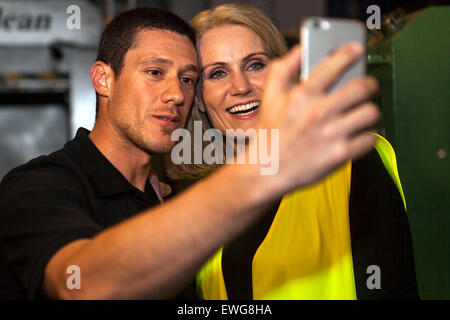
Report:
230,73,252,96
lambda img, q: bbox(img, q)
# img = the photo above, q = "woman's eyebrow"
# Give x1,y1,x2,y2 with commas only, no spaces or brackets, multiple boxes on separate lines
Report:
201,52,268,73
243,52,268,61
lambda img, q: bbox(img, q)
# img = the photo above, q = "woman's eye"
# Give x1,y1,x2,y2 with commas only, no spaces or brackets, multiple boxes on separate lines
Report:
247,62,265,71
209,70,226,80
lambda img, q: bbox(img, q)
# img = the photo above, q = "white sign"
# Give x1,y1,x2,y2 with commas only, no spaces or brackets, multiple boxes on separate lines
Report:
0,0,101,46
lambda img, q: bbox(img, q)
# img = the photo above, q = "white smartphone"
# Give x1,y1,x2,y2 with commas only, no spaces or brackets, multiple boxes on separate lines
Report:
300,17,366,92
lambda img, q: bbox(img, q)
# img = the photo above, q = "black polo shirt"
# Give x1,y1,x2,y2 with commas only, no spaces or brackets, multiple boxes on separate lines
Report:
0,127,161,299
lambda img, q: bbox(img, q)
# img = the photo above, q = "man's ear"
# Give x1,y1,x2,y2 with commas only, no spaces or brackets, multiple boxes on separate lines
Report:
90,61,114,98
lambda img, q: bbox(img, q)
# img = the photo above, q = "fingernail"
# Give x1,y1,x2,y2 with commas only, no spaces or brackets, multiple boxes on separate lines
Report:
350,42,364,55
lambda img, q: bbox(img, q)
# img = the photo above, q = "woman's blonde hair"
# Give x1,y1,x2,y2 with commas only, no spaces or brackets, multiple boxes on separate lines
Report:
166,3,288,180
191,3,288,60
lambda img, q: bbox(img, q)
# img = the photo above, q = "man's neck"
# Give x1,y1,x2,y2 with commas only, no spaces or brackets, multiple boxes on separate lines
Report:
89,119,152,192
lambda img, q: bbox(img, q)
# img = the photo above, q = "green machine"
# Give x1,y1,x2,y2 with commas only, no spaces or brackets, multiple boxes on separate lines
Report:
368,6,449,299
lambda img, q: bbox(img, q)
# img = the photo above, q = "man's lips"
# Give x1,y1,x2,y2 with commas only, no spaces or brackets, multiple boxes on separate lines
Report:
153,114,180,122
152,114,181,126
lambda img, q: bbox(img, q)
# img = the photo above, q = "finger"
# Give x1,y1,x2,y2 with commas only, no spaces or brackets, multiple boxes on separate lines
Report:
348,131,377,160
306,42,364,94
325,102,380,140
159,182,172,198
149,173,164,203
321,76,379,119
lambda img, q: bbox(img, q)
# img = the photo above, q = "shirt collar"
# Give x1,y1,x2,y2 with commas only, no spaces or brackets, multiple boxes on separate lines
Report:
64,127,153,198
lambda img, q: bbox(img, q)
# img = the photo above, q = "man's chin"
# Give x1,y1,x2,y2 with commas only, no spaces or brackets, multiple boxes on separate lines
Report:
143,139,176,155
149,145,174,154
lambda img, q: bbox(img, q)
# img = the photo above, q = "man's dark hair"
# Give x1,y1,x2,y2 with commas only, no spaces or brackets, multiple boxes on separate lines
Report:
94,7,196,117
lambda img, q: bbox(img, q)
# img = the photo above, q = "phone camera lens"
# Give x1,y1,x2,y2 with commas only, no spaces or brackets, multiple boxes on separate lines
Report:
312,19,321,29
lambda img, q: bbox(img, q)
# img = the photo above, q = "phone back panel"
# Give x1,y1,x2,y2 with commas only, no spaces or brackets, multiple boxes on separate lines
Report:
301,18,366,92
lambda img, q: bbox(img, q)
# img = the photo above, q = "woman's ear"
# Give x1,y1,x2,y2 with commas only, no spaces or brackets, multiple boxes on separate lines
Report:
90,61,113,98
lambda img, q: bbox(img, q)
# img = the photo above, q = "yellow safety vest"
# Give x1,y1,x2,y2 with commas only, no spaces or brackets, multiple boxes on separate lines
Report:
196,134,406,300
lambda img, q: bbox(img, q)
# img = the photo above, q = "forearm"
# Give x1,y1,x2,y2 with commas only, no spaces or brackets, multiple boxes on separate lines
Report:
47,162,275,299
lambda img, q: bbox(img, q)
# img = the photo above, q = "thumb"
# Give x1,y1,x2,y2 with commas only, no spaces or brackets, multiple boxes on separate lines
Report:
159,182,172,198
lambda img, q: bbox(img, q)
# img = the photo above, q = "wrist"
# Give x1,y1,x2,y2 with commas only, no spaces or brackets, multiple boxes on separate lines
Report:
218,162,285,208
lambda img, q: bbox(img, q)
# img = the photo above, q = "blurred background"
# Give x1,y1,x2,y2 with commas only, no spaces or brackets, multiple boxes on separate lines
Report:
0,0,448,299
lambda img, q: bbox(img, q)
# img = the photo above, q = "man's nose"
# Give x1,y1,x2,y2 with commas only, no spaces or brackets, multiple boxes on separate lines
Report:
161,77,185,105
230,72,252,96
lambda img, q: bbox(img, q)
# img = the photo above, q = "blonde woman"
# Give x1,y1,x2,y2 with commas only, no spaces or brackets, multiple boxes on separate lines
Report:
167,3,418,300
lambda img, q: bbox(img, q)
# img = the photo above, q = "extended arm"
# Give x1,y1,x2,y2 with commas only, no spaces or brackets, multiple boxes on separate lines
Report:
44,43,380,299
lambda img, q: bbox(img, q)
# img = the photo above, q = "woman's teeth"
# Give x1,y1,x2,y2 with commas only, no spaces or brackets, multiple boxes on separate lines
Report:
228,102,260,115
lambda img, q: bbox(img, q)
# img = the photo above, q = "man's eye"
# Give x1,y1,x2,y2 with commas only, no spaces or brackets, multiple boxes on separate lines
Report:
148,70,161,76
209,70,226,80
180,77,194,85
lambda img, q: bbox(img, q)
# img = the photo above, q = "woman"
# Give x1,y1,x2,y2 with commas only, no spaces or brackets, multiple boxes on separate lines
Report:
167,3,418,300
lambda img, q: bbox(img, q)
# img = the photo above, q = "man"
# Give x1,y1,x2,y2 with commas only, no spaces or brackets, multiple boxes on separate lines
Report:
0,8,379,299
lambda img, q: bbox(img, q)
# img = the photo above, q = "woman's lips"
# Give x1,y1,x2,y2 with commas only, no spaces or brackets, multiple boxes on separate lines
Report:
226,101,260,120
229,107,259,120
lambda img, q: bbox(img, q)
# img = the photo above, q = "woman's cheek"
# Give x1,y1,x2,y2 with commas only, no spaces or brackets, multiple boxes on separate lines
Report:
203,82,227,114
252,72,268,92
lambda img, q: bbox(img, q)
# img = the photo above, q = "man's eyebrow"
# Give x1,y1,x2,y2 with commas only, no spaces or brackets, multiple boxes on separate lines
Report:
201,51,268,73
139,57,198,74
139,57,173,66
181,64,199,75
